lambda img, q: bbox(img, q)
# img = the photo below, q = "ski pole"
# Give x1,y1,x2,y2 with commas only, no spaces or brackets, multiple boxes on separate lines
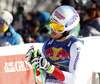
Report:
26,46,37,84
33,50,37,84
37,50,44,84
34,50,44,84
39,69,44,84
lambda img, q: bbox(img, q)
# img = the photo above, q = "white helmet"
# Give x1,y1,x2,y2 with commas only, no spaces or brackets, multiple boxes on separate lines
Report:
0,10,13,25
50,5,80,35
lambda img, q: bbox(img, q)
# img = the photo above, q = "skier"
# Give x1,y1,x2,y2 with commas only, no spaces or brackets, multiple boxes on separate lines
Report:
26,5,88,84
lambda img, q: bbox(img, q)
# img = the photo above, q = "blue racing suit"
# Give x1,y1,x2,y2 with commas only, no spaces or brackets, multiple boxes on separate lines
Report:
39,35,86,84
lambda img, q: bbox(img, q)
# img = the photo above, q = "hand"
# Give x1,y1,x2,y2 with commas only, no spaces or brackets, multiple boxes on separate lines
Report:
26,46,41,62
31,56,51,71
26,37,35,43
26,46,34,62
1,41,11,46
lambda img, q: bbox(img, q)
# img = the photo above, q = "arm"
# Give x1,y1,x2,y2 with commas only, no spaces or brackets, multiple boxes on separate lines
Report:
14,33,24,45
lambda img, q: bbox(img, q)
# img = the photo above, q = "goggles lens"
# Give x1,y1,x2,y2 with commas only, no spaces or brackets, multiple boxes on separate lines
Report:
50,19,64,32
0,20,5,24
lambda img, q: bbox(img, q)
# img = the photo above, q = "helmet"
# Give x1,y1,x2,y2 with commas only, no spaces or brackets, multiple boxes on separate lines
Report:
50,5,80,35
0,10,13,25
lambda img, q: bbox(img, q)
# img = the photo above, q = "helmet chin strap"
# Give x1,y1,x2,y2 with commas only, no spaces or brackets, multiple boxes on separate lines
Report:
49,31,69,41
57,28,75,40
57,31,69,40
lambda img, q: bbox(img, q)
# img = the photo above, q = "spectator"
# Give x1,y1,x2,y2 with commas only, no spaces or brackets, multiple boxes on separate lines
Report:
60,0,76,8
25,19,42,43
17,18,42,43
80,8,100,37
38,11,51,35
12,19,20,31
72,23,81,37
0,10,24,46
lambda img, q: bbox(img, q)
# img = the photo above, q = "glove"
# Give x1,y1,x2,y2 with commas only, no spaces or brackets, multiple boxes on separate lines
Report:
26,46,34,62
31,57,50,70
1,41,11,46
26,46,54,73
31,56,55,73
26,46,41,62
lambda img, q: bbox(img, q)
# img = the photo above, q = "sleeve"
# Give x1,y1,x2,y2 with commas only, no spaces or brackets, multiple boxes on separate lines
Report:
44,41,88,84
14,33,24,45
67,41,86,84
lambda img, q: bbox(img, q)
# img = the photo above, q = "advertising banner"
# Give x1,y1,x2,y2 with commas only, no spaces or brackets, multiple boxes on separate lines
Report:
0,43,43,84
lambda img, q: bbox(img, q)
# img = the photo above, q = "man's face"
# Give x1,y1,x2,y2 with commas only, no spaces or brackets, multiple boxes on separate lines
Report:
0,19,8,31
51,28,63,39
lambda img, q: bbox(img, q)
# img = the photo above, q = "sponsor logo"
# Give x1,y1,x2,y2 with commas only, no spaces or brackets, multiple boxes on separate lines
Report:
18,38,24,42
54,11,65,20
1,39,6,44
4,60,32,73
45,47,70,61
67,41,72,47
46,79,65,84
6,32,11,36
77,47,81,50
48,39,54,45
73,52,80,70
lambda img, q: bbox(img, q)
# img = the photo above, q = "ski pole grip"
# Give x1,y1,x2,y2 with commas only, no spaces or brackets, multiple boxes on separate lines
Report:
33,50,37,58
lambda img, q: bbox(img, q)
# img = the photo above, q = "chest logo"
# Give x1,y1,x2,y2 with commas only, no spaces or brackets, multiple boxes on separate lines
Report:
45,47,70,61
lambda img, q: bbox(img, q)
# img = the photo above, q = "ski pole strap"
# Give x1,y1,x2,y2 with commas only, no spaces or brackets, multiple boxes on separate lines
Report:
46,65,55,73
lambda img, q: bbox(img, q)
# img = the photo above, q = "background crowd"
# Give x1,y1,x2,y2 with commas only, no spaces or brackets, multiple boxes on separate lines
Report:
0,0,100,45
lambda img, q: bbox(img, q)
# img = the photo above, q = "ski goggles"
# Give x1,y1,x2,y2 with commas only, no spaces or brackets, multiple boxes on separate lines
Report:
50,19,65,33
0,20,5,24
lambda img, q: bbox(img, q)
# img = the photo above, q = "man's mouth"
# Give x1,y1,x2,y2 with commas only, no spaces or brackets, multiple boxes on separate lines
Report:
51,32,56,36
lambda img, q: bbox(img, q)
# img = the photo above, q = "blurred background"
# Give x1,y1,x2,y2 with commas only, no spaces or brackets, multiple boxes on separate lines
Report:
0,0,61,14
0,0,100,43
0,0,99,14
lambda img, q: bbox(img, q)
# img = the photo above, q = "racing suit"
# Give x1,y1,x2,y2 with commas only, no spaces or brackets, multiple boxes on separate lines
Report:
37,35,87,84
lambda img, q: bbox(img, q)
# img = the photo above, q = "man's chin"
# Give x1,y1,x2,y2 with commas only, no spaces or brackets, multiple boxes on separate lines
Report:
51,36,58,39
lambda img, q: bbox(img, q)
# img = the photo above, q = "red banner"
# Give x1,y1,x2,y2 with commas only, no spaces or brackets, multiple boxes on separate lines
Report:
0,43,44,84
0,54,33,84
